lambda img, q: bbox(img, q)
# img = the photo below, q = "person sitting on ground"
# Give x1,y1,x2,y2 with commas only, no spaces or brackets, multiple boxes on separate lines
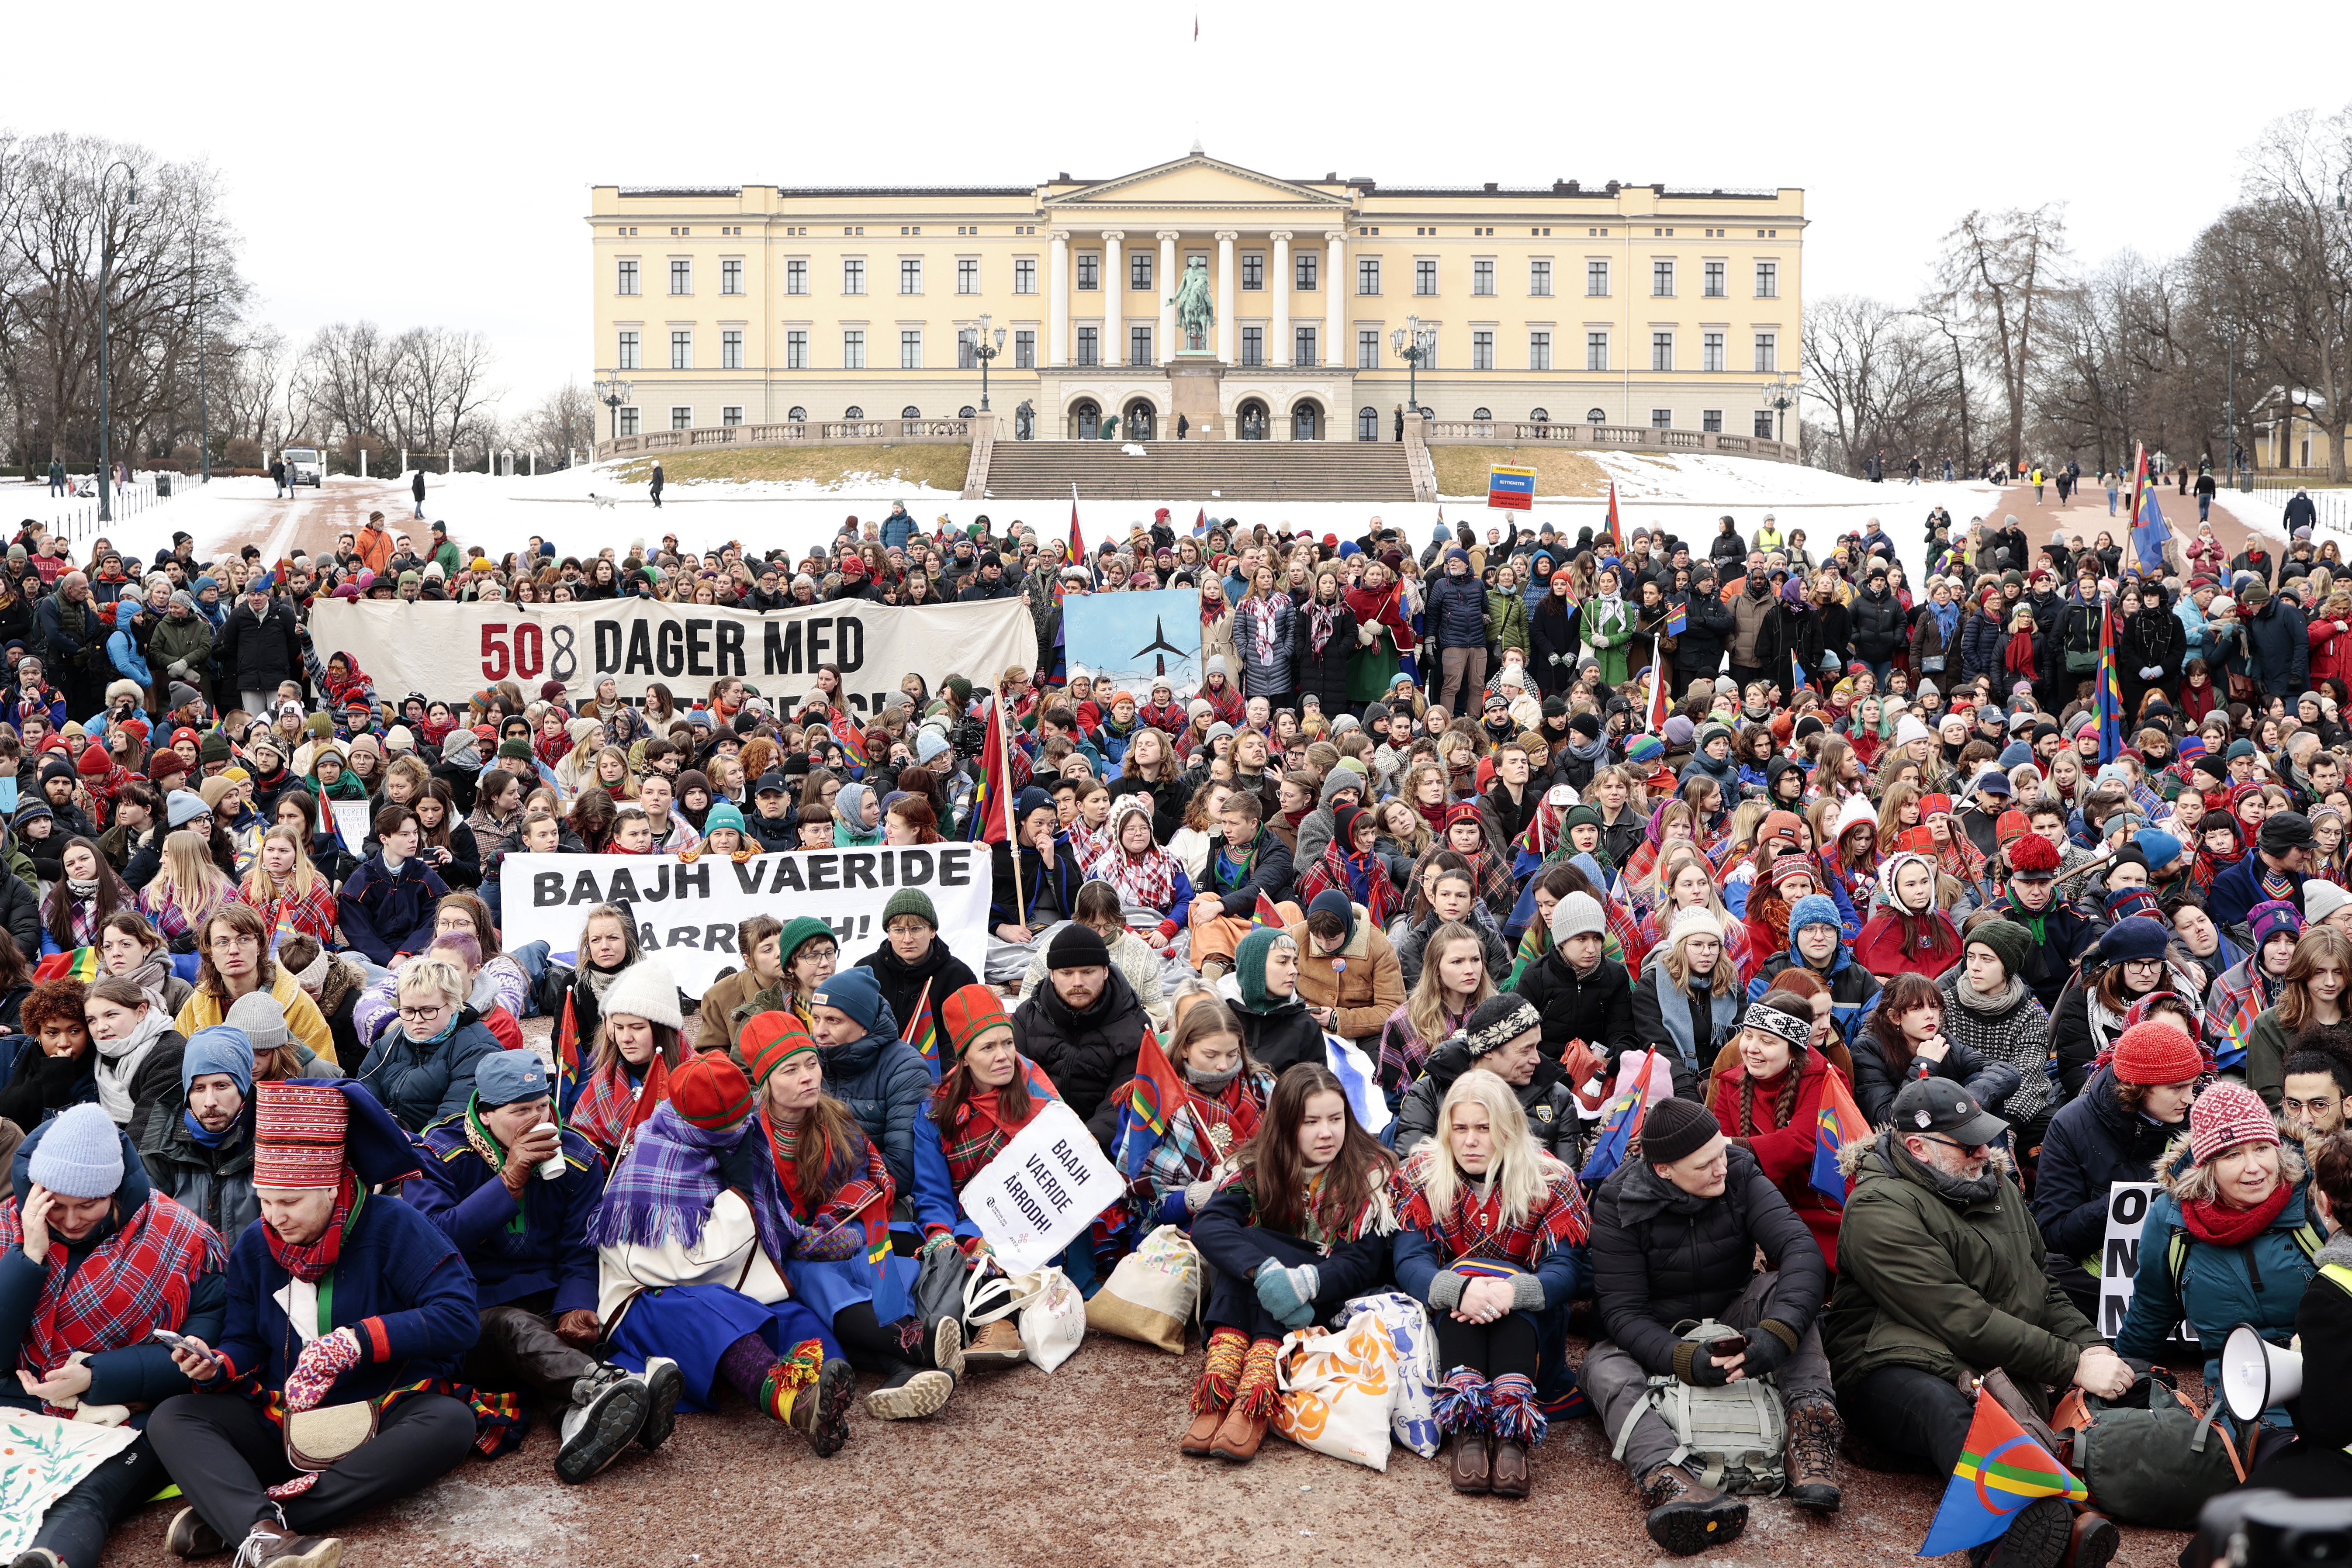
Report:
170,902,335,1067
695,913,785,1056
1745,894,1881,1049
1629,909,1750,1102
1515,888,1639,1075
721,915,836,1054
1183,1065,1397,1464
1391,1065,1590,1500
1102,986,1273,1235
98,908,194,1018
1017,879,1172,1032
405,1050,674,1484
0,1102,225,1568
1823,1078,2129,1568
356,955,502,1133
137,1025,263,1239
806,966,955,1251
1013,922,1148,1130
0,977,100,1135
1219,926,1326,1074
2233,1129,2352,1499
1289,889,1407,1064
567,957,690,1163
1585,1095,1837,1553
1847,970,2022,1129
82,969,185,1144
336,802,450,966
147,1080,486,1568
1393,993,1579,1166
854,889,979,1071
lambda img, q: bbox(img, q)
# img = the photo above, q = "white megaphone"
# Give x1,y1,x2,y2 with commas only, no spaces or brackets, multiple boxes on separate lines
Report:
2221,1321,2302,1421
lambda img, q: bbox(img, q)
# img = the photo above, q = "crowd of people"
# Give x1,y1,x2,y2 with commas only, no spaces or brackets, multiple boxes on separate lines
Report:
5,492,2352,1568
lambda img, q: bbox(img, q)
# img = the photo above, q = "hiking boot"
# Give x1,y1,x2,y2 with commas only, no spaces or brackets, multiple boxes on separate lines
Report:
1640,1463,1748,1556
12,1549,64,1568
784,1356,854,1457
1785,1400,1843,1513
2060,1508,2120,1568
167,1508,226,1558
1199,956,1232,982
230,1527,342,1568
1446,1430,1491,1493
964,1318,1026,1367
555,1363,650,1484
1968,1496,2075,1568
1207,1400,1268,1463
1179,1401,1228,1456
930,1313,966,1378
866,1364,956,1420
636,1356,684,1451
1491,1438,1531,1499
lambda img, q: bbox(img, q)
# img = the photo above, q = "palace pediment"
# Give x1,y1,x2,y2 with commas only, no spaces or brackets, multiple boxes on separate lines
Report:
1046,155,1351,215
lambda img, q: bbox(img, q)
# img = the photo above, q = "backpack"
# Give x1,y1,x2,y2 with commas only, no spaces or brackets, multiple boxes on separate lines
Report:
1608,1319,1788,1495
2057,1372,2246,1530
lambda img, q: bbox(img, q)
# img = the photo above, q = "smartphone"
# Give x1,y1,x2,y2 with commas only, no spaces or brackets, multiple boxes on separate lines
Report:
151,1327,225,1371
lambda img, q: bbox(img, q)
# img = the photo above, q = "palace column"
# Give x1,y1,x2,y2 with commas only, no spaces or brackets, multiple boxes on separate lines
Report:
1101,231,1124,365
1049,232,1070,366
1270,231,1292,366
1156,231,1179,361
1215,231,1238,364
1325,231,1347,372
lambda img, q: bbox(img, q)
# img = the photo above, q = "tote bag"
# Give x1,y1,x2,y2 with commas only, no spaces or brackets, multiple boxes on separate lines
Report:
1343,1290,1442,1458
1270,1308,1400,1471
1084,1225,1200,1354
967,1265,1088,1373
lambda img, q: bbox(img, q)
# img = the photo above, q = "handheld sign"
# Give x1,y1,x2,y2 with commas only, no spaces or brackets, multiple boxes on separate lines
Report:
1487,464,1536,511
2098,1181,2197,1344
330,800,373,855
962,1100,1124,1273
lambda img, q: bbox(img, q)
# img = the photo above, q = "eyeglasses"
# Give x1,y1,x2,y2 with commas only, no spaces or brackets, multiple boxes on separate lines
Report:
208,934,258,951
397,1003,448,1022
1916,1133,1991,1156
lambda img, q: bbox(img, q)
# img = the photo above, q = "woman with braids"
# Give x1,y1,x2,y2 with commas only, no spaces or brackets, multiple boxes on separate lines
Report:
1182,1064,1397,1463
1708,989,1848,1268
1392,1047,1589,1498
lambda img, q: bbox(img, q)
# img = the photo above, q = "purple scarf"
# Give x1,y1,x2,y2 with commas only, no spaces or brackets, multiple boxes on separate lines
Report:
588,1102,746,1249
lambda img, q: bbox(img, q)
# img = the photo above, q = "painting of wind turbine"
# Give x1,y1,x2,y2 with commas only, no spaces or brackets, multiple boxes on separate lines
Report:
1064,589,1202,694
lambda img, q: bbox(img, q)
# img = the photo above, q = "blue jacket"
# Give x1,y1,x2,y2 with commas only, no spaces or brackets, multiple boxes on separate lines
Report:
879,510,917,549
0,1029,100,1119
406,1112,609,1315
106,624,152,687
210,1183,479,1399
2,1118,226,1413
2207,852,2302,936
2241,595,2310,697
819,1015,948,1226
356,1012,502,1133
337,851,451,964
1425,565,1488,650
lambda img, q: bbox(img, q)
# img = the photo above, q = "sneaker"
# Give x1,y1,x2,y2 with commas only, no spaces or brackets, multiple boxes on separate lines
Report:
230,1527,342,1568
636,1357,685,1451
555,1366,650,1484
866,1365,955,1420
930,1314,965,1378
964,1318,1026,1367
167,1508,225,1559
784,1356,855,1457
12,1549,64,1568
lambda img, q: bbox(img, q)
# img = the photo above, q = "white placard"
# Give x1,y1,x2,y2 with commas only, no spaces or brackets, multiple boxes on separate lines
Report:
960,1100,1125,1274
2098,1180,2197,1344
497,844,990,997
329,798,373,852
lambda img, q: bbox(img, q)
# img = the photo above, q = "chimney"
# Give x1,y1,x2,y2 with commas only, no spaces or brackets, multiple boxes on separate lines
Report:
1483,181,1498,191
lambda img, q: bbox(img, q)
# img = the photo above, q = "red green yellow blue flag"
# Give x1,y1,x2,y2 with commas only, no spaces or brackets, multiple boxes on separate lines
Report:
1918,1388,2089,1557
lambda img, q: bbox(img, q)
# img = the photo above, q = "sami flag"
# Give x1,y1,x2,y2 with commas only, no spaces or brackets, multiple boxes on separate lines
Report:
1115,1025,1201,1180
33,946,98,984
964,695,1011,845
1251,891,1286,929
901,977,940,1081
830,713,870,769
1918,1388,2089,1557
1810,1065,1869,1204
554,994,583,1122
2131,486,2169,575
2096,594,2125,765
1579,1048,1659,1184
1192,505,1207,539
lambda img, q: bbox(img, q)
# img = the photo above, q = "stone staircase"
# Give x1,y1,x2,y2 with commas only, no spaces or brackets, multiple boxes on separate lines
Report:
978,440,1417,504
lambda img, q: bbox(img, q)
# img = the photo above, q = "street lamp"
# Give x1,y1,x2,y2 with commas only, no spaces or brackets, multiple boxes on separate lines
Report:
1389,315,1434,414
96,160,138,523
2290,386,2311,472
972,312,1007,412
1758,370,1800,446
2215,287,2240,487
594,374,633,444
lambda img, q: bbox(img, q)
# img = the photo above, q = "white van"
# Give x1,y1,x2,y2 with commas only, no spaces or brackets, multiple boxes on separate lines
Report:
282,446,325,487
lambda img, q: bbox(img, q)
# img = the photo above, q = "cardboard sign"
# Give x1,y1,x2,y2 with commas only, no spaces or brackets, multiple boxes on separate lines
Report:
1487,464,1536,511
2098,1181,2196,1344
961,1100,1125,1273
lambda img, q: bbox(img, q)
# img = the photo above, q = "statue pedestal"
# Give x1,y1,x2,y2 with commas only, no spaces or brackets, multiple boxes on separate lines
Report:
1167,357,1227,439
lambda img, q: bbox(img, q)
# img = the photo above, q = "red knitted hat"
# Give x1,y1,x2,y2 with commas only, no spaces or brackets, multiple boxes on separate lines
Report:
1996,809,2030,843
76,744,111,777
940,983,1012,1060
2110,1021,2203,1087
2007,832,2061,875
253,1081,348,1190
2188,1082,2279,1166
739,1011,816,1087
668,1052,754,1129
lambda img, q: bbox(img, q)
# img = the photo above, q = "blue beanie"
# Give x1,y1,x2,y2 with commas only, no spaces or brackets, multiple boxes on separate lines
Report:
2134,829,2184,870
475,1050,550,1108
701,799,747,840
181,1025,255,1095
27,1103,124,1199
915,729,951,765
1307,888,1356,946
1789,894,1842,936
811,964,885,1034
1997,740,2034,770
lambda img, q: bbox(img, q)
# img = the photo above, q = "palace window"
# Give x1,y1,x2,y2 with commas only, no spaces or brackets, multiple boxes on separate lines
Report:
1014,330,1034,368
1756,260,1779,298
900,330,922,369
616,259,639,296
785,259,807,295
671,330,692,369
1132,252,1153,290
1076,327,1097,365
789,406,806,421
722,330,743,369
670,259,691,294
1472,407,1491,420
958,329,978,369
842,331,865,369
1704,261,1725,298
1241,252,1262,290
722,259,742,296
1358,329,1380,369
1296,252,1318,289
1754,410,1774,439
786,330,807,369
617,330,639,370
1754,332,1778,372
843,259,865,295
902,405,920,419
1358,257,1380,295
1294,327,1318,366
1473,259,1494,296
1528,331,1551,371
1241,327,1262,366
1131,325,1152,364
1652,260,1674,297
1076,252,1098,290
1014,258,1037,295
958,259,979,295
1471,331,1493,370
618,407,639,435
1358,407,1379,441
1651,332,1674,372
671,406,692,430
1587,406,1607,422
1586,331,1608,371
1415,259,1438,295
723,406,744,426
1652,408,1673,428
900,258,922,295
1703,332,1725,372
1587,259,1608,296
1703,409,1722,432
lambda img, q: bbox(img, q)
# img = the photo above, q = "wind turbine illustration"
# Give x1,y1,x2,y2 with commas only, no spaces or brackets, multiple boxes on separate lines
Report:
1131,616,1190,677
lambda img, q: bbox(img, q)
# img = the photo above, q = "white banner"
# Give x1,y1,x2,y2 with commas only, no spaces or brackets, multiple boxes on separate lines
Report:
497,845,991,997
2098,1180,2196,1343
308,597,1035,713
959,1100,1124,1274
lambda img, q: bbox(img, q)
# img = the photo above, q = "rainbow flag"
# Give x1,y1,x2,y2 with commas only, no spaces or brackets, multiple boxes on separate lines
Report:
831,713,869,769
1919,1388,2089,1557
2096,591,2125,765
1810,1064,1869,1203
901,977,939,1081
33,946,98,984
554,994,583,1121
963,695,1010,845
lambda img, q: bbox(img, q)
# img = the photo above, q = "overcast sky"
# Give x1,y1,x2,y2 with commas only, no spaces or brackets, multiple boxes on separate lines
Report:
15,0,2352,418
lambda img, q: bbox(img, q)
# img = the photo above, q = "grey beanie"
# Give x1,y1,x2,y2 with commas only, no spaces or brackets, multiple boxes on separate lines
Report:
27,1103,124,1199
224,990,290,1055
1550,890,1606,944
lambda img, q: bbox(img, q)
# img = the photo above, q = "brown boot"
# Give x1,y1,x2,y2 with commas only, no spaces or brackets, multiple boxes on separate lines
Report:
1183,1327,1247,1457
965,1319,1026,1367
779,1356,855,1457
1180,1402,1229,1456
2058,1507,2120,1568
1640,1463,1748,1556
1491,1438,1531,1499
1446,1430,1491,1493
1785,1399,1843,1513
1209,1337,1280,1463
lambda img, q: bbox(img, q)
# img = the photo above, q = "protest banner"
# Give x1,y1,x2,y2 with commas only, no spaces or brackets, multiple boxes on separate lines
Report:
497,844,991,996
959,1100,1124,1273
2098,1181,2196,1343
1064,588,1200,694
310,597,1034,715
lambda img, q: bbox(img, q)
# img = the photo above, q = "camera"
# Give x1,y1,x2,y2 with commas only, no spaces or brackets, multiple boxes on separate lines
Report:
2192,1490,2352,1568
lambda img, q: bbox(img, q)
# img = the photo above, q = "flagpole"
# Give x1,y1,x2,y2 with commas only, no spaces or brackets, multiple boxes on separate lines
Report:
998,693,1026,929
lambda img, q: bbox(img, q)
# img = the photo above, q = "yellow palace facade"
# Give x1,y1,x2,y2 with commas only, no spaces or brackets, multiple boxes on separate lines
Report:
588,150,1805,443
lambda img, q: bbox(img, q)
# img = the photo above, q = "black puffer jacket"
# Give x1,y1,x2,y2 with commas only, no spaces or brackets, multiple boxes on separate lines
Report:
1012,966,1147,1132
855,936,979,1048
2032,1064,2187,1308
1588,1143,1828,1376
0,861,39,957
1848,582,1908,664
1513,945,1638,1061
1391,1037,1578,1164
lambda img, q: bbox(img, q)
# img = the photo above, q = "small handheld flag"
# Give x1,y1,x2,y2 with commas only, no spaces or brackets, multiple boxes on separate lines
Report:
32,946,98,984
1809,1065,1868,1204
1917,1388,2089,1558
1192,505,1207,539
1069,481,1085,564
900,977,940,1081
554,994,583,1121
1579,1048,1659,1184
1251,891,1286,929
1643,634,1671,734
1601,483,1623,557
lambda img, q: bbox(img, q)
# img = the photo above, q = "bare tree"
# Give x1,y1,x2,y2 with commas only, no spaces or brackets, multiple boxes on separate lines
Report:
1937,205,2071,469
521,379,595,466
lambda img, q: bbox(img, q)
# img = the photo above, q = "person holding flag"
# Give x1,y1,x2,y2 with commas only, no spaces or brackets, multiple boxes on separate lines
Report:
1585,1093,1839,1550
1102,992,1272,1239
1823,1077,2131,1568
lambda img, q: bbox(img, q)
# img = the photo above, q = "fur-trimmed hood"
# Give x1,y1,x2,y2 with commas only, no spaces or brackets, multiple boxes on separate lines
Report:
1838,1127,2018,1183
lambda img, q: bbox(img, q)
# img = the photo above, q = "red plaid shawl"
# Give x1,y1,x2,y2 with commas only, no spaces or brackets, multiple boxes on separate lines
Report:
571,1054,671,1161
0,1192,225,1409
1390,1151,1590,1271
935,1060,1061,1188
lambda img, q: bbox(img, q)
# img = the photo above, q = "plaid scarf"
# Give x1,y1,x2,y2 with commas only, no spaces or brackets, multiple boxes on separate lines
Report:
1377,1005,1466,1095
1391,1153,1591,1271
1113,1066,1271,1209
1223,1165,1396,1252
265,1170,359,1284
745,1113,892,1273
571,1053,670,1160
1296,843,1399,930
1090,833,1178,912
0,1192,225,1412
935,1060,1060,1187
588,1103,743,1250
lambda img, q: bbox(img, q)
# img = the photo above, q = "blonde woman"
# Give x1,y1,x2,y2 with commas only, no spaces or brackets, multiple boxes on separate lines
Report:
1629,908,1747,1094
1377,796,1435,864
140,828,235,947
1400,760,1453,837
235,824,338,947
1391,1061,1588,1498
1635,852,1747,977
1377,920,1494,1097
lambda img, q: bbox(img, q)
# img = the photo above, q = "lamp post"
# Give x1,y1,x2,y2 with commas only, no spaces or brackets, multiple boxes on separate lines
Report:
972,312,1007,411
96,160,138,524
1759,370,1800,446
594,374,633,446
2290,386,2311,473
1389,315,1433,414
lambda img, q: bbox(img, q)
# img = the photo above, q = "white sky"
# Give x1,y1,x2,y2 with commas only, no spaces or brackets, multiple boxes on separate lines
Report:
14,0,2352,418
